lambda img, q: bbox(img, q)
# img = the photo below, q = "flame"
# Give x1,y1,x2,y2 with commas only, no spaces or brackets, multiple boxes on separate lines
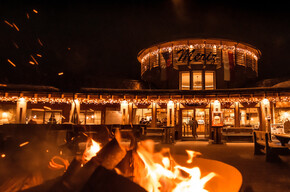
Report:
136,140,215,192
83,138,101,162
185,150,201,164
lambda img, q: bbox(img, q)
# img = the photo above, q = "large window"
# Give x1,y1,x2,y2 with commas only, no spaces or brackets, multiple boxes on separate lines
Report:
179,71,215,90
205,71,215,90
192,71,202,90
0,103,16,125
180,72,190,90
157,108,167,127
79,110,101,125
134,108,152,124
222,108,235,126
240,108,259,128
26,109,62,124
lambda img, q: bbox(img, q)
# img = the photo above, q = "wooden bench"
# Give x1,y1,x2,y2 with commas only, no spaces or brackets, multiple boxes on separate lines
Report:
253,131,290,162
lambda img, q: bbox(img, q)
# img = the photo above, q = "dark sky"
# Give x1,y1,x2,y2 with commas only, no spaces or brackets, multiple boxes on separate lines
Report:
0,0,290,90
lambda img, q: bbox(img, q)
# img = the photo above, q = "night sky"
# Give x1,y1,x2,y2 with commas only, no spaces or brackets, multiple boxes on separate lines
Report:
0,0,289,90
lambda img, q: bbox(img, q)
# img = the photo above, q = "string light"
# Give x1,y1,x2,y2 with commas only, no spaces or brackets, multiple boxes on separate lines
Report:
140,43,259,63
0,96,288,105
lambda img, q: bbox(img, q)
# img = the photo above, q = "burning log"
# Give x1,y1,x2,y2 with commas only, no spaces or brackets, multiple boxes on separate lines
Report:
80,166,146,192
28,137,127,192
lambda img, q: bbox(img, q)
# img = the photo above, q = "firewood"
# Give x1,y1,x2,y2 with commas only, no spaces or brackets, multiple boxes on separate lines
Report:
20,177,60,192
96,137,126,170
80,166,147,192
47,137,126,191
115,150,134,178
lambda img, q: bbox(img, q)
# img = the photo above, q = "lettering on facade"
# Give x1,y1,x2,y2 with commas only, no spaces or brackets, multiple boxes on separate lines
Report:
177,49,217,64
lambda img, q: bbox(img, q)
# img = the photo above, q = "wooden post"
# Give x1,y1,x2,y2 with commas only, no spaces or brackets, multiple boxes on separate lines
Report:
235,102,240,127
151,102,157,128
16,98,27,123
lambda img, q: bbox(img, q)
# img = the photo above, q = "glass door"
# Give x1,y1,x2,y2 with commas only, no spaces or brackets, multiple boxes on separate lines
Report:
195,108,210,138
182,109,194,137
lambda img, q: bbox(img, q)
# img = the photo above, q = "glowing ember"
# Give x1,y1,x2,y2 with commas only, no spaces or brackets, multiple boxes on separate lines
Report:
19,141,29,147
58,72,64,76
12,23,19,31
4,20,13,28
30,55,38,65
7,59,16,67
37,38,43,46
1,154,5,158
83,138,101,162
136,140,215,192
33,9,38,14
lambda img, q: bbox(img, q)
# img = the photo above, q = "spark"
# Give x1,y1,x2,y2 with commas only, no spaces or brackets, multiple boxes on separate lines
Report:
29,61,35,65
58,72,64,76
1,154,5,158
12,41,19,49
33,9,38,14
12,23,19,31
7,59,16,67
37,38,43,46
26,13,30,19
19,141,29,147
30,55,38,65
4,20,13,27
36,54,42,57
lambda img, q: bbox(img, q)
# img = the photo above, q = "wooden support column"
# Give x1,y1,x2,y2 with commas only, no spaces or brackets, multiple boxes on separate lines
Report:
128,102,133,125
234,102,240,127
120,101,129,125
16,98,27,124
167,101,175,127
151,102,157,128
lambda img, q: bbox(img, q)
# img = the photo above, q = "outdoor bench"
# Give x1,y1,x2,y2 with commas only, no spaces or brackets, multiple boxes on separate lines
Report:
253,131,290,162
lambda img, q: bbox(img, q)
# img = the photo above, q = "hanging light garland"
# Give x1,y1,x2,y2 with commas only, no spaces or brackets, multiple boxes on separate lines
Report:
0,96,289,105
140,43,258,63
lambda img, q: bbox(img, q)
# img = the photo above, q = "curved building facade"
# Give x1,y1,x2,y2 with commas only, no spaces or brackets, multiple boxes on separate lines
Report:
138,38,261,89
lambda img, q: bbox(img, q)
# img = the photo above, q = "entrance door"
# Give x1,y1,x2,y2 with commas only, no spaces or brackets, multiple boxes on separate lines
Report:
182,109,194,137
195,108,210,138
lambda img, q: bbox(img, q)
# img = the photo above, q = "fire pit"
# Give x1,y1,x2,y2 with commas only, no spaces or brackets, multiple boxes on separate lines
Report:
172,155,242,192
0,128,242,192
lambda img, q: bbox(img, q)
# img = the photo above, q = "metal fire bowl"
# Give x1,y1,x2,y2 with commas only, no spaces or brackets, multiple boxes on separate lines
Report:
172,155,242,192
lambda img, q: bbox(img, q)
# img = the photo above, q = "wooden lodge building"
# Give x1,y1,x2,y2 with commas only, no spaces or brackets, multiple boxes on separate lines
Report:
0,38,289,141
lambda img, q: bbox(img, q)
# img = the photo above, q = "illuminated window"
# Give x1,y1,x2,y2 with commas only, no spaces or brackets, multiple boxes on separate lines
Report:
180,72,190,90
80,110,101,125
205,71,215,90
157,108,167,127
240,108,259,128
192,71,202,90
26,109,62,124
222,108,235,126
0,103,16,125
134,108,152,124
